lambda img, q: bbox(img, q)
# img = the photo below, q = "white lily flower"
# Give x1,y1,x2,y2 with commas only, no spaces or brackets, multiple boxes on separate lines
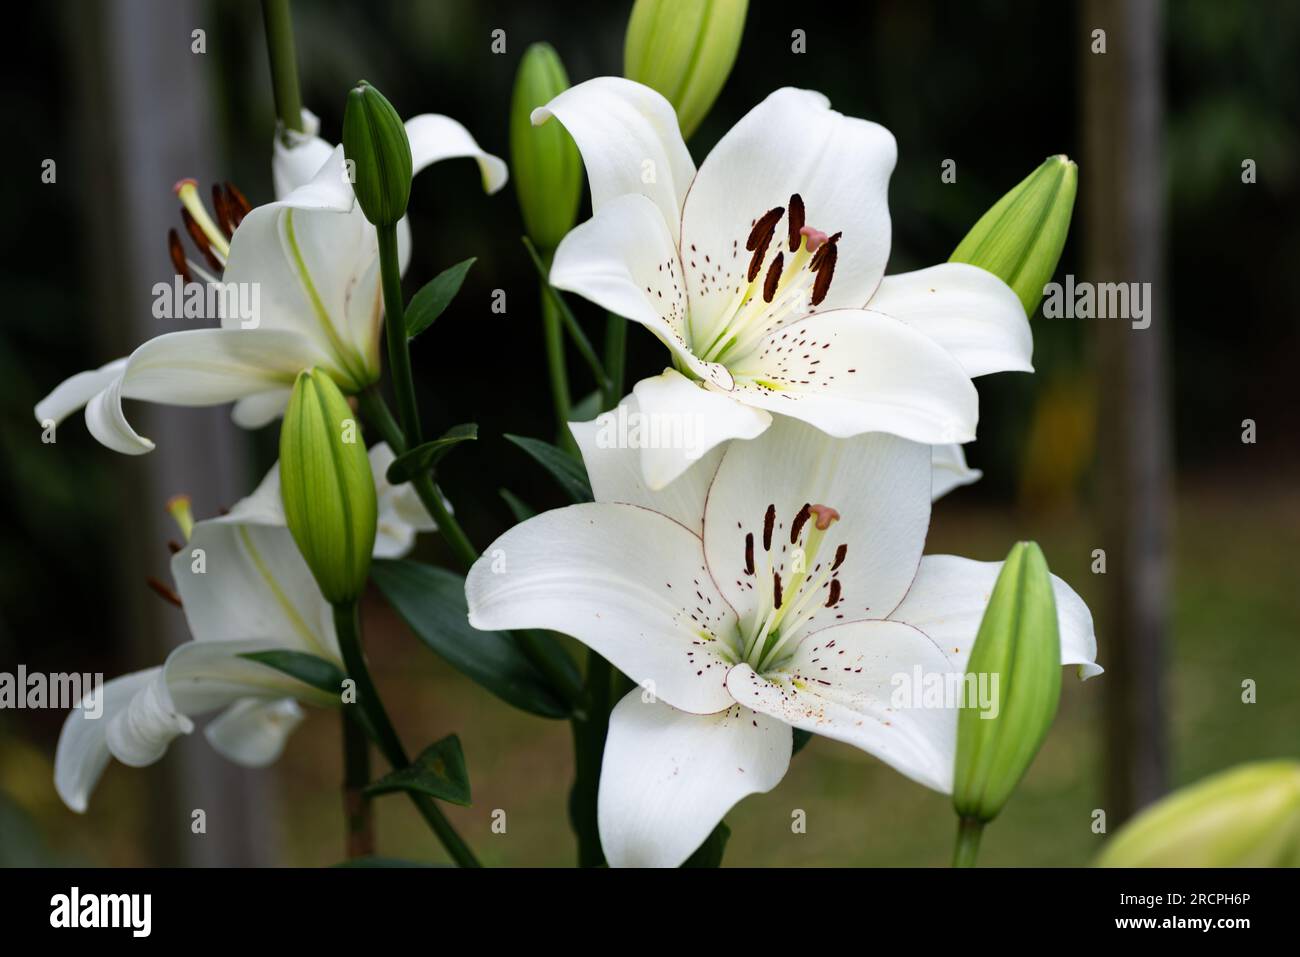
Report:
54,443,432,812
35,108,507,455
535,78,1032,489
466,409,1100,866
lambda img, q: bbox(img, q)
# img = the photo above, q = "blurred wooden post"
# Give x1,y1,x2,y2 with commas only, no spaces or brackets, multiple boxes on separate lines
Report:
1081,0,1171,822
68,0,275,865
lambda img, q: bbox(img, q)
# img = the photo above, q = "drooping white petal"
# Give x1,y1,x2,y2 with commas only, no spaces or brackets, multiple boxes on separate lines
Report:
54,669,158,813
466,503,737,714
271,107,334,199
73,328,321,455
681,88,897,328
532,76,695,227
34,359,127,431
204,698,305,767
728,309,980,445
369,442,438,558
570,387,732,533
890,555,1103,679
405,114,508,194
598,690,791,868
231,389,293,429
866,263,1032,377
931,443,982,501
550,194,732,390
727,620,960,793
704,417,931,635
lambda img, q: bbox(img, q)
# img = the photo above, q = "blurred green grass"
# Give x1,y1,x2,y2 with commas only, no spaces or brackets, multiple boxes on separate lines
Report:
4,478,1297,866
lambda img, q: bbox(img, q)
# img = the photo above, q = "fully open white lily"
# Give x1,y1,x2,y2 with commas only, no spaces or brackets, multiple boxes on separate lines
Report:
54,443,433,812
36,109,506,455
466,409,1100,866
535,78,1032,489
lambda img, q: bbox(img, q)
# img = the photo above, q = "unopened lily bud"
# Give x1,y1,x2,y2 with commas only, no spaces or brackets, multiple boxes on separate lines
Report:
511,43,581,252
1096,761,1300,867
952,541,1061,824
342,81,412,227
950,154,1077,316
623,0,748,140
280,368,377,605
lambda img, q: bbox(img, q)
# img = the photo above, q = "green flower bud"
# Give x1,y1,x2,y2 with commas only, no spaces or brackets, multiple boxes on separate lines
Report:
280,368,377,605
623,0,748,140
952,541,1061,824
510,43,582,252
1096,761,1300,867
950,154,1077,316
342,81,412,228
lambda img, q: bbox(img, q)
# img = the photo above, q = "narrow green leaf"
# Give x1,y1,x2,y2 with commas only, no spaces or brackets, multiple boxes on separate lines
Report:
792,728,814,756
505,433,593,503
682,820,731,867
365,734,471,806
405,257,476,338
499,488,536,523
370,559,573,718
384,423,478,485
241,650,347,696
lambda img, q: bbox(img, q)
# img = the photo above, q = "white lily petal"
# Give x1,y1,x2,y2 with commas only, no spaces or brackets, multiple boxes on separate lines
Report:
729,309,979,445
681,87,896,326
34,358,127,431
205,698,305,767
54,669,158,813
466,503,736,714
598,690,791,867
727,620,959,793
76,328,320,455
704,417,931,634
630,369,771,491
271,107,333,199
891,555,1103,679
550,194,732,390
267,143,356,214
405,114,508,194
931,443,982,501
570,387,734,533
867,263,1032,377
104,667,193,768
532,76,695,226
172,513,338,661
231,388,293,429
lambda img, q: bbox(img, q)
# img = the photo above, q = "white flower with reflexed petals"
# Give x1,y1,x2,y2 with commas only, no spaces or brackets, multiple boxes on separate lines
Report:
466,410,1100,867
535,78,1032,489
53,444,432,813
35,109,506,455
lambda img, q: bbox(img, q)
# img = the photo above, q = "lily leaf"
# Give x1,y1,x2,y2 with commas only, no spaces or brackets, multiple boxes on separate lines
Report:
499,488,536,523
385,423,478,485
370,558,573,718
365,735,471,806
792,728,814,756
682,820,731,867
406,257,476,339
240,650,346,697
505,433,593,503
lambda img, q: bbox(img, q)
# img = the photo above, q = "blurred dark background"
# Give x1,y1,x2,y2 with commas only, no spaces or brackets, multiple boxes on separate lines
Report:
1,0,1296,865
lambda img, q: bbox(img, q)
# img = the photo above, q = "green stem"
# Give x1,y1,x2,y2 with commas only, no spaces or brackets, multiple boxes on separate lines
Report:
540,279,574,452
333,600,480,867
952,817,985,867
570,652,613,866
523,237,613,400
356,388,586,710
377,224,422,446
342,711,373,858
602,314,626,411
259,0,304,136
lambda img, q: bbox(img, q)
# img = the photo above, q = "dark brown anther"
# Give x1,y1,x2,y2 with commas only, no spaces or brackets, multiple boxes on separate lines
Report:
212,182,235,237
224,181,252,226
825,578,842,607
832,543,848,571
746,206,785,251
181,208,223,273
166,540,181,555
167,229,192,283
762,504,776,551
763,252,784,303
146,577,183,609
744,533,755,575
787,194,805,251
810,243,837,306
790,503,812,544
772,571,783,609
